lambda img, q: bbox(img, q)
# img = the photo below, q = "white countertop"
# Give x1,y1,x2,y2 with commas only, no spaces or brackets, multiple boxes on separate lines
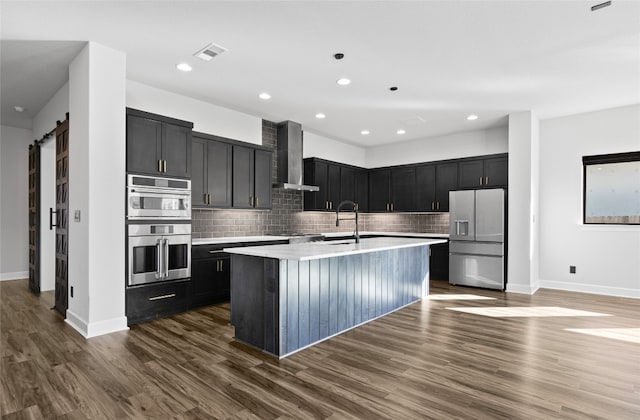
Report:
322,231,449,239
192,236,290,246
224,237,447,261
193,231,448,246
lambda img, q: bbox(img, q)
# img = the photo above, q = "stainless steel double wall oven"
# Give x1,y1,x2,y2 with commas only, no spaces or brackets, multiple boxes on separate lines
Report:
126,174,191,286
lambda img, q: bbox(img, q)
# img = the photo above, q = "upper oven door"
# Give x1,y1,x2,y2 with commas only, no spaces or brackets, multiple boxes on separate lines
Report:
127,188,191,220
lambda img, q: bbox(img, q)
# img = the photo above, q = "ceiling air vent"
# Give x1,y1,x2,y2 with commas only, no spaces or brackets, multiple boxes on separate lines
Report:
193,42,227,61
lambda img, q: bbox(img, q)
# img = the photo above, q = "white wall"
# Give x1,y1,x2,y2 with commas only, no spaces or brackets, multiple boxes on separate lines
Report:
506,112,540,294
365,126,508,168
127,80,262,145
0,125,32,280
67,42,128,337
32,82,69,291
303,131,367,167
538,104,640,298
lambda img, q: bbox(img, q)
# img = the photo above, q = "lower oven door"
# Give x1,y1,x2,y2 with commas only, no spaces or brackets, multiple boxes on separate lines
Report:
128,233,191,286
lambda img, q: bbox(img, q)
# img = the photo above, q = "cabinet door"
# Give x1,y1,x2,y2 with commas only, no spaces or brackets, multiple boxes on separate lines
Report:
162,123,191,178
191,138,207,207
354,169,369,212
484,156,508,187
207,140,232,207
312,161,328,210
127,115,162,175
416,164,436,211
458,159,484,189
327,164,341,210
435,162,458,212
340,166,355,203
391,167,416,211
254,149,272,209
232,146,254,208
191,256,231,309
429,242,449,281
368,169,391,212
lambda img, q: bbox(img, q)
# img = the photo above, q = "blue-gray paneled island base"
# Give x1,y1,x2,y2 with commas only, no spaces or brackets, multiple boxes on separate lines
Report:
224,237,447,358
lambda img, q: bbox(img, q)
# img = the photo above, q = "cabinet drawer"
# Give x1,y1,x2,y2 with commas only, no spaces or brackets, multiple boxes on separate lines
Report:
126,279,191,324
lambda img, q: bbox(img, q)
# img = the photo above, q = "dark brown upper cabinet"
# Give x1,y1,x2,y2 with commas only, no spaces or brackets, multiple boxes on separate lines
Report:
126,108,192,179
458,155,508,189
192,133,233,208
233,146,272,209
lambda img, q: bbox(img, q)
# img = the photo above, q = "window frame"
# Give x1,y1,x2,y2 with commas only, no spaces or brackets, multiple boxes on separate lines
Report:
582,151,640,225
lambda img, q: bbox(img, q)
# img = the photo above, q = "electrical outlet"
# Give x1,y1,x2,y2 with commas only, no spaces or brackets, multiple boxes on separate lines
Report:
569,266,576,274
70,286,74,298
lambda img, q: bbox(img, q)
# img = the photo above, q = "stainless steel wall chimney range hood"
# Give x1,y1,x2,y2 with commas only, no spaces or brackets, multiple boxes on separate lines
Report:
273,121,319,191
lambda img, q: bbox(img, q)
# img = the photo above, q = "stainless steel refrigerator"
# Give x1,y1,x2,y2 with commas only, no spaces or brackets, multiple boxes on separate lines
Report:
449,189,506,290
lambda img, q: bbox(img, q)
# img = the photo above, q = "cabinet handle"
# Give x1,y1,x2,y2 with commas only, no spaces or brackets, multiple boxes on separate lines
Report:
148,293,176,301
431,202,434,210
485,176,489,185
479,176,483,185
330,201,333,210
256,197,259,207
250,196,254,206
208,250,225,254
219,260,224,271
158,160,162,173
163,160,167,173
391,203,394,212
437,201,440,210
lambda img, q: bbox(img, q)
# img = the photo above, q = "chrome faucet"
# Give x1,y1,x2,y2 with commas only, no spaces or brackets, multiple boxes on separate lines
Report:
335,200,360,244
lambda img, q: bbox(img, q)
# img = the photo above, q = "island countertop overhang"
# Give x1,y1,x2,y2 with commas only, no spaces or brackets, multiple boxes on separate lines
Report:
224,237,447,261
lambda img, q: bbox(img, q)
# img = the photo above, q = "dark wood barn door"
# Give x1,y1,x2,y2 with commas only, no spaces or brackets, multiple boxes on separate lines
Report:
28,143,41,294
54,119,69,316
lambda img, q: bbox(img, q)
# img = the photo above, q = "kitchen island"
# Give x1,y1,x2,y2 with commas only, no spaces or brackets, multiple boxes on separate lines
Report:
224,237,446,358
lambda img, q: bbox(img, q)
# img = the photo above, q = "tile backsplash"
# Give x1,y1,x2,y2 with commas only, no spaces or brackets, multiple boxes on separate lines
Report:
192,120,450,239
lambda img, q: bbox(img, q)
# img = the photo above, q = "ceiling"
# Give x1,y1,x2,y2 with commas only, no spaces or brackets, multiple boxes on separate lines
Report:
1,1,639,147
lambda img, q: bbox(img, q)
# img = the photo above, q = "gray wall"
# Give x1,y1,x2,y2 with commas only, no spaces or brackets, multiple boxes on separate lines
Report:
0,125,33,280
192,120,450,239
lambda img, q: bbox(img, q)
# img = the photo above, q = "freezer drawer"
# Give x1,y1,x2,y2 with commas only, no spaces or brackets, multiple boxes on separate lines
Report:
449,253,504,290
450,241,503,256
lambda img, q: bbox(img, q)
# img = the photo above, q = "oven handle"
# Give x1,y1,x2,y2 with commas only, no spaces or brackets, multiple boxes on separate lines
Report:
163,238,169,278
156,239,163,279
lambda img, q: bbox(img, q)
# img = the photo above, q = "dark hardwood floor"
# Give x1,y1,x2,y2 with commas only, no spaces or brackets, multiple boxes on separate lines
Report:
2,278,639,419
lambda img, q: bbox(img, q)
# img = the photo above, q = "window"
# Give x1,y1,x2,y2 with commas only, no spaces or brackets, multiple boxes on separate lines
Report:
583,151,640,225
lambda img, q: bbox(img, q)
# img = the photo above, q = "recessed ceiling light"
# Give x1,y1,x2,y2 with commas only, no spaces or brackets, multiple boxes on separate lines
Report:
176,63,192,72
315,113,326,119
259,92,271,100
361,130,370,135
467,114,479,121
397,129,406,135
13,105,24,113
337,78,351,86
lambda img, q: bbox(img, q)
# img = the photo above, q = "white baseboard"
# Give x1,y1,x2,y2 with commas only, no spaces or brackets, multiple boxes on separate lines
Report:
539,279,639,299
66,310,129,338
1,271,28,281
506,282,540,295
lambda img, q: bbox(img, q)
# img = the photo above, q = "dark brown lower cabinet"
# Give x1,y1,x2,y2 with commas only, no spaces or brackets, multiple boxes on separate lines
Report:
126,279,191,325
429,242,449,281
190,253,230,309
